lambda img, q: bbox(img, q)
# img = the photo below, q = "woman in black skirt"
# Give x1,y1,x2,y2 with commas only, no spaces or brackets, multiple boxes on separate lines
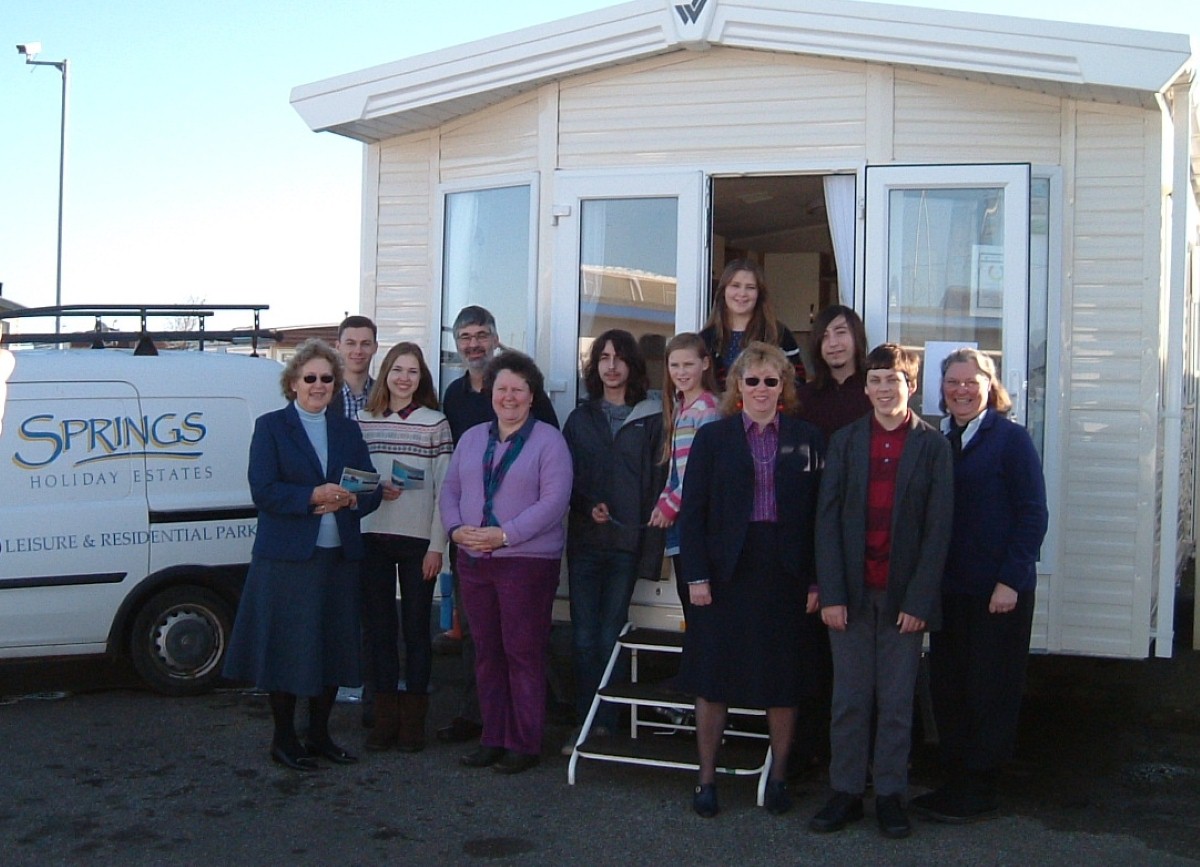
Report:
224,339,382,771
677,341,823,818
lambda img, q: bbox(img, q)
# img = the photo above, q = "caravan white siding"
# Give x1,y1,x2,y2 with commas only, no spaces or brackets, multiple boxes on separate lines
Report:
371,136,438,347
1061,107,1160,657
892,71,1063,165
440,94,541,181
558,49,867,168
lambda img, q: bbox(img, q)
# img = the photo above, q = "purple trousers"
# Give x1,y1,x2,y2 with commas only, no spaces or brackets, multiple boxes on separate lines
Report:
457,552,560,756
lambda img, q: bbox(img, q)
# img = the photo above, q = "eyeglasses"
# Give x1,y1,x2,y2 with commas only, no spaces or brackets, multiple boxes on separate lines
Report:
456,330,493,345
944,378,984,391
742,376,780,388
302,374,335,384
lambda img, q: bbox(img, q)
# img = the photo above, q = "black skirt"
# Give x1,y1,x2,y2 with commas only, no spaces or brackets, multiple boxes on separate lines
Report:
676,523,811,708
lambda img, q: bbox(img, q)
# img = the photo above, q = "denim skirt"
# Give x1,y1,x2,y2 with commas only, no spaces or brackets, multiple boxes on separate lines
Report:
223,546,362,697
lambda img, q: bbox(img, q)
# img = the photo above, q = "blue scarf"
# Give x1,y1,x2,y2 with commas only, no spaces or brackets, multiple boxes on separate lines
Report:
481,422,529,527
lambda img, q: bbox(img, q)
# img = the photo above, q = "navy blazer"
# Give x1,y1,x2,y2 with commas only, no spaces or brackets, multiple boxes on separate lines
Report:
248,403,381,562
816,412,953,629
942,411,1048,596
678,413,823,587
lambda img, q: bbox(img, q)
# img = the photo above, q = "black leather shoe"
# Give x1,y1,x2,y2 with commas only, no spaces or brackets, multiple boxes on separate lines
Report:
493,752,540,774
764,779,792,815
875,794,911,839
809,792,864,832
303,738,358,765
692,783,719,818
270,742,318,772
460,745,505,768
438,717,484,743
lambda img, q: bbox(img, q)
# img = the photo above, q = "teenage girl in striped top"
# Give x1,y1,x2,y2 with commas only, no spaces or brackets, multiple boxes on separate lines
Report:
648,333,721,619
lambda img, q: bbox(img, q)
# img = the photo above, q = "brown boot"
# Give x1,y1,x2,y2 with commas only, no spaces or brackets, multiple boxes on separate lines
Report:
365,692,400,751
396,693,429,753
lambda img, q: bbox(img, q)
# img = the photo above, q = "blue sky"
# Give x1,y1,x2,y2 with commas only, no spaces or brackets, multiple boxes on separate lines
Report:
2,0,1196,332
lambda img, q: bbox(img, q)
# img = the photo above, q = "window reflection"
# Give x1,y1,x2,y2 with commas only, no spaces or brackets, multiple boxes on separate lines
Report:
440,185,531,394
885,187,1006,420
577,198,678,403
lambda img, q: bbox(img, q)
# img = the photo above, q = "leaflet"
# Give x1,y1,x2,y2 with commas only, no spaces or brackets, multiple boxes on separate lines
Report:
392,459,426,490
339,466,381,494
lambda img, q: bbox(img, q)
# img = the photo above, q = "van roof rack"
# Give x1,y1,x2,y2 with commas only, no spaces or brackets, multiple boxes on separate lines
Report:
0,303,278,356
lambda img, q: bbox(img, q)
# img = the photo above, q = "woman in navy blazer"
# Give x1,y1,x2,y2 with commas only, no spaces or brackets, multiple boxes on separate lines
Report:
912,347,1048,822
677,341,823,818
224,339,382,771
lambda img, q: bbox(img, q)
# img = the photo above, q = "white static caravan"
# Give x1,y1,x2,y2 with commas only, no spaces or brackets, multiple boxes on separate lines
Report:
292,0,1200,659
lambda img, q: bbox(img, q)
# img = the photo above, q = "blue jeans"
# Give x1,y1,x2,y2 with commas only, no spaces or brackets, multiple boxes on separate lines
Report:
568,546,638,727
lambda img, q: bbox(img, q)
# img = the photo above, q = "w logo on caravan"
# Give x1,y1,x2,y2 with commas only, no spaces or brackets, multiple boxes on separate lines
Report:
675,0,707,25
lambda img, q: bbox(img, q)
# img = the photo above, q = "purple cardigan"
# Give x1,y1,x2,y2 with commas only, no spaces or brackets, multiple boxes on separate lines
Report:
440,419,572,559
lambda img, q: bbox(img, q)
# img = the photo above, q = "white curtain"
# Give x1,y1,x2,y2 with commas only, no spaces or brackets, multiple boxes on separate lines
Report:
823,174,857,306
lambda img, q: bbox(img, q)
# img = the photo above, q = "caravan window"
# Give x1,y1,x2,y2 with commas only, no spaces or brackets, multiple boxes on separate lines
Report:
439,184,535,393
576,197,678,402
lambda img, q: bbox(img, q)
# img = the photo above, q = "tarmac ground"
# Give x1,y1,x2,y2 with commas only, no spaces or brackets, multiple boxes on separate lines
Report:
2,615,1199,865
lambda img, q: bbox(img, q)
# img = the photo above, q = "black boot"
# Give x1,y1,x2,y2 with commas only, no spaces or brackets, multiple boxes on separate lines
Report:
304,687,358,764
268,691,316,771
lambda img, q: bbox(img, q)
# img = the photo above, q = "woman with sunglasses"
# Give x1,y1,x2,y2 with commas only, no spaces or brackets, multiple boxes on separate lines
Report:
225,338,382,771
677,341,824,818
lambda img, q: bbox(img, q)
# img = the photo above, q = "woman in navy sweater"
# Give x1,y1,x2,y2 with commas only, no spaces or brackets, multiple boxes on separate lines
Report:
913,347,1048,822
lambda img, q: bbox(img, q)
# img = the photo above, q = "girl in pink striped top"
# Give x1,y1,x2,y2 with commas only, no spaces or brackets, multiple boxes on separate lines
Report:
649,333,721,617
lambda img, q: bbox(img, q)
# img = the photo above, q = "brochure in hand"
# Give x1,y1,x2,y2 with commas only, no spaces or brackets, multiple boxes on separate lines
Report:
339,466,381,494
391,459,426,490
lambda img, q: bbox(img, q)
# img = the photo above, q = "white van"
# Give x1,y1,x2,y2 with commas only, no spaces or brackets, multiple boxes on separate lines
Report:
0,347,284,694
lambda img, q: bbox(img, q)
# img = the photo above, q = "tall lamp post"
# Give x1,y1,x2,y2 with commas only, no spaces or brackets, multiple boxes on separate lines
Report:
17,42,69,337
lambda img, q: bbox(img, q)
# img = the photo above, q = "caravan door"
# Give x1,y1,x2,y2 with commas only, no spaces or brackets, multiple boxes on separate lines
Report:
863,164,1031,421
549,170,707,624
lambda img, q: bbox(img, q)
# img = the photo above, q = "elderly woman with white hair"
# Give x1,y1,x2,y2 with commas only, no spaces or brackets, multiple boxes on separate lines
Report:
911,347,1048,823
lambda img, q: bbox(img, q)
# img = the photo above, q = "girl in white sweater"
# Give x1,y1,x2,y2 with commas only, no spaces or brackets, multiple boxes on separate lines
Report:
357,342,453,752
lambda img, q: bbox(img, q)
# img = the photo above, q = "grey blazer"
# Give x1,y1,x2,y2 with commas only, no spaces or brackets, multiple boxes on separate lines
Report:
815,411,953,630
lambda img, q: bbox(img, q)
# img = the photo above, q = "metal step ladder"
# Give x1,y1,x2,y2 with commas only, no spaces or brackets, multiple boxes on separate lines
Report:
566,624,775,805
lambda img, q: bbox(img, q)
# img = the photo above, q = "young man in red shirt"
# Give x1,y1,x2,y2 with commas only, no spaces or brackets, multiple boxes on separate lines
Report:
809,344,953,839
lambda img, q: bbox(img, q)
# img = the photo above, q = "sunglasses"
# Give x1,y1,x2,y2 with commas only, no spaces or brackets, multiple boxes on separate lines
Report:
302,374,335,384
742,376,780,388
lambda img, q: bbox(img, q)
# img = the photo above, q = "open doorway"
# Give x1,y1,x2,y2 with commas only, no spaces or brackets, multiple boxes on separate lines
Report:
709,174,842,373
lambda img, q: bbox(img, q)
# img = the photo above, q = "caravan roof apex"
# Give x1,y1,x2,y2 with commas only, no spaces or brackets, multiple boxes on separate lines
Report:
290,0,1195,143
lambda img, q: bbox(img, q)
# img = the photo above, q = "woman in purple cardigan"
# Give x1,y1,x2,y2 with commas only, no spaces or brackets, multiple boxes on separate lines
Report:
440,351,572,774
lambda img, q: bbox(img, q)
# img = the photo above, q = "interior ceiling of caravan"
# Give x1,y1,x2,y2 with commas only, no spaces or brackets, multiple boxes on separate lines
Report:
712,174,832,253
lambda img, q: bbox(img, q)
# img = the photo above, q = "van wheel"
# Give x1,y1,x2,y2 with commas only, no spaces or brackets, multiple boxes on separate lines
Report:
130,586,233,696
